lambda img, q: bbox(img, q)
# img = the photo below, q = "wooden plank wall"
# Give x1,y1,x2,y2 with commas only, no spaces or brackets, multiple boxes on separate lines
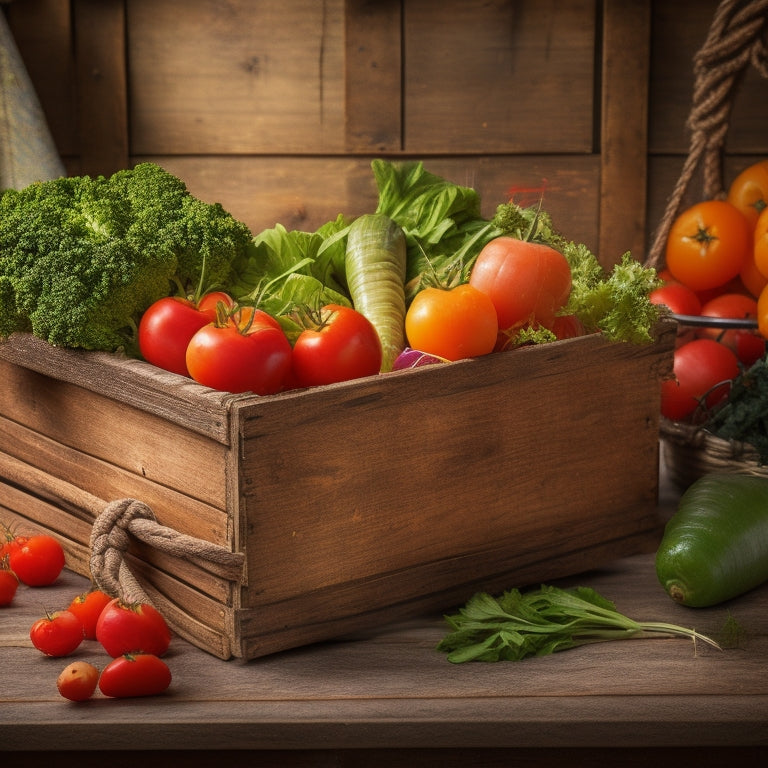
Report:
4,0,768,270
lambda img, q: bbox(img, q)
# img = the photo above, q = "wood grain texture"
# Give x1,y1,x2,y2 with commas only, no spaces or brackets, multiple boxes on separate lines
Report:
1,553,766,755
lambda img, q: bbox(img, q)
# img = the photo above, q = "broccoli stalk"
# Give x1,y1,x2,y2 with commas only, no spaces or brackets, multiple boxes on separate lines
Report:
0,162,253,352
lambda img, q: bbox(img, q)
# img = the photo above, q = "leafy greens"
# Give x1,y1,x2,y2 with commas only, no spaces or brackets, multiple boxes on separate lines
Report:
437,584,721,663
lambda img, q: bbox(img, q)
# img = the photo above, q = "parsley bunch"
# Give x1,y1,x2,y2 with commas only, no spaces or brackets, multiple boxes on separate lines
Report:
437,584,720,663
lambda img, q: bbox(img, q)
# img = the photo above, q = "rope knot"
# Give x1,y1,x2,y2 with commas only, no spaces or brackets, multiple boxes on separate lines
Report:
90,498,245,607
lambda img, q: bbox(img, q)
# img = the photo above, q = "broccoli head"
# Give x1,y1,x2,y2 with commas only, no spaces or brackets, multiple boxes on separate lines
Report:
0,162,252,352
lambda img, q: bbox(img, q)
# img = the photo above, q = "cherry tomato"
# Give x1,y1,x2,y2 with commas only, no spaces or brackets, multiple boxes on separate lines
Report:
99,653,172,698
469,236,572,331
660,338,740,421
0,530,26,561
0,564,19,606
727,159,768,229
30,610,84,657
186,321,292,394
292,304,383,387
95,598,172,657
67,588,113,640
649,282,702,316
138,296,211,376
57,661,100,702
9,533,65,586
665,200,752,292
698,293,765,367
404,284,498,362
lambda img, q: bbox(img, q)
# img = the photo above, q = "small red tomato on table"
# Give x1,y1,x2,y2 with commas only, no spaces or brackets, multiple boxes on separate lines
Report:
30,609,84,657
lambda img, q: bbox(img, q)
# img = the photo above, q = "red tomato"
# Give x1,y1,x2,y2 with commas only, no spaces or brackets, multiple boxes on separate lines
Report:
0,565,19,606
649,283,702,316
196,290,235,321
0,530,26,562
727,159,768,229
57,661,100,702
96,598,172,657
138,296,211,376
698,293,765,367
550,314,585,340
186,321,292,394
292,304,383,386
30,610,84,657
660,338,740,421
665,201,752,292
469,236,572,331
404,285,498,362
230,305,282,334
99,653,172,698
67,588,113,640
9,534,65,586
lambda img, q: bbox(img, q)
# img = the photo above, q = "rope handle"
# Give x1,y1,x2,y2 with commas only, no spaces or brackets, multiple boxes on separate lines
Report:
90,498,245,606
646,0,768,269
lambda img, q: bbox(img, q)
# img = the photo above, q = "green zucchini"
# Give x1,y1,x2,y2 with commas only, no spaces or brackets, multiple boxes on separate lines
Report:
655,472,768,607
345,213,407,373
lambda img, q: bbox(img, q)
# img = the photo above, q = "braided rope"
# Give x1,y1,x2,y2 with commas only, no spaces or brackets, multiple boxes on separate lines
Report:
646,0,768,269
90,498,245,606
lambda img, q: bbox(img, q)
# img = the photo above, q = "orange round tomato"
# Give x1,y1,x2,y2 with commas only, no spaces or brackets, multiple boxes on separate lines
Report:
727,159,768,229
698,293,764,367
757,282,768,340
752,207,768,280
469,237,571,331
665,200,752,292
739,247,768,297
405,284,498,362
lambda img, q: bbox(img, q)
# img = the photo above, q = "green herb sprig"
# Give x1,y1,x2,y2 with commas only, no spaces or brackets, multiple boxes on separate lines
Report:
437,585,721,663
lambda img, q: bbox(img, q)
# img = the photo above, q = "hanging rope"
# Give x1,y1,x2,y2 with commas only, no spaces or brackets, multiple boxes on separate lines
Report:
646,0,768,269
90,498,245,606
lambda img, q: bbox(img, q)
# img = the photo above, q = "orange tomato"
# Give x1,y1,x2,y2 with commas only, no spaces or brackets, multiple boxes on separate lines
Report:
665,200,752,292
727,159,768,229
758,282,768,340
752,207,768,280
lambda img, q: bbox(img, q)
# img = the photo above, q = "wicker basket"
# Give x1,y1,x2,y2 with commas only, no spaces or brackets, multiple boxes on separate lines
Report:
650,0,768,490
660,418,768,491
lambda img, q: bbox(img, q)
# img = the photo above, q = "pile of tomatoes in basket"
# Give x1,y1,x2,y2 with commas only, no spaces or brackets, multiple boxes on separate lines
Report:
654,159,768,422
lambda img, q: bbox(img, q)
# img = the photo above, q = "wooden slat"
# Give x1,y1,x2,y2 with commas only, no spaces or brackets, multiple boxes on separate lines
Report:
0,356,230,510
344,0,401,152
150,154,602,251
127,0,346,154
73,0,129,174
403,0,596,153
599,0,651,266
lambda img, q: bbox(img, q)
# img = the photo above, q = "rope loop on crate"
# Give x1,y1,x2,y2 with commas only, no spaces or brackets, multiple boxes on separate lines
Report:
90,498,245,606
646,0,768,269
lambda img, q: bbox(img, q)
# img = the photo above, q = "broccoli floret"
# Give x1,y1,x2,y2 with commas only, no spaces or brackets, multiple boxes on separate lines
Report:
0,163,252,352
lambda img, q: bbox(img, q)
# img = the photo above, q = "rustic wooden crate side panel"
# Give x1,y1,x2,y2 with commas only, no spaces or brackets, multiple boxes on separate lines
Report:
0,357,228,510
234,528,663,658
126,0,346,155
403,0,596,154
0,415,230,547
235,330,674,608
152,154,601,254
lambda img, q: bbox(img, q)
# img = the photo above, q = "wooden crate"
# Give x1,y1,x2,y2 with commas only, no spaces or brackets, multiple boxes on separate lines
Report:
0,324,675,659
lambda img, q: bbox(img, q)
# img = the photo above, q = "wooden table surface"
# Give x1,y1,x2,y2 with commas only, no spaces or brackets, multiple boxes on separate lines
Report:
2,547,767,766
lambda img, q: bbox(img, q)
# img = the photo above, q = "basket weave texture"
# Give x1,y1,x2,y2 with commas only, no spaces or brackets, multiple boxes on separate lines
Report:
654,0,768,488
660,418,768,491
